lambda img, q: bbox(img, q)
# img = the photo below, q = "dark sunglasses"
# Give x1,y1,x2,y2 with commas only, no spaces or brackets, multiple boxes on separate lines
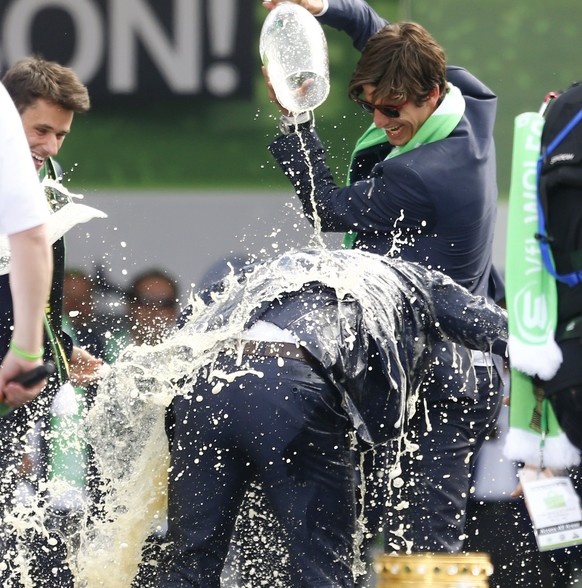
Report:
352,97,408,118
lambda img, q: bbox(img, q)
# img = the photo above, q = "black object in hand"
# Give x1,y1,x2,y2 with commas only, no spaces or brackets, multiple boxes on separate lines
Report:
11,361,56,388
0,361,56,417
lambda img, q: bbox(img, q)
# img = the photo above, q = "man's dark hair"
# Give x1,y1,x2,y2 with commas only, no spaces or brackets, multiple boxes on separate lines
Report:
348,22,447,105
128,269,179,305
2,54,90,114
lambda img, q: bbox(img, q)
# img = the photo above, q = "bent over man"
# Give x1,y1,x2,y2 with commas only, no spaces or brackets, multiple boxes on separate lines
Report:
156,248,507,587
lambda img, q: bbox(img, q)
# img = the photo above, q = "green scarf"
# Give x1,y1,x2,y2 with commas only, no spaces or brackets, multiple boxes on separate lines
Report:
342,83,465,249
503,112,579,469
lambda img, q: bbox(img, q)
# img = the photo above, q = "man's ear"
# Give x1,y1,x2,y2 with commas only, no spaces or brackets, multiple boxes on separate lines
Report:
427,85,441,107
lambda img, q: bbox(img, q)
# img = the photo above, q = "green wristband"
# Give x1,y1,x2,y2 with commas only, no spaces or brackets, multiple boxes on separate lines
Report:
9,341,44,361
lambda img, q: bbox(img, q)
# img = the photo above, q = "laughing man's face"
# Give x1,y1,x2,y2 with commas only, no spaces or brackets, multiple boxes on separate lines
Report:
20,98,74,173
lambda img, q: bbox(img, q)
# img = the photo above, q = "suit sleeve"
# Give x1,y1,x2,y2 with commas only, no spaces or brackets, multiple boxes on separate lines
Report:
268,129,435,234
318,0,388,51
428,270,508,355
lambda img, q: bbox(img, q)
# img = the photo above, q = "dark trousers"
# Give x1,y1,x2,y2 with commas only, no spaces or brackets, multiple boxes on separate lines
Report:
373,366,503,552
384,367,502,552
159,354,355,588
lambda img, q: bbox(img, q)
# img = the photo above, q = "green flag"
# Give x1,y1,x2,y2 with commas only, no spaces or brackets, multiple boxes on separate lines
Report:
503,112,579,469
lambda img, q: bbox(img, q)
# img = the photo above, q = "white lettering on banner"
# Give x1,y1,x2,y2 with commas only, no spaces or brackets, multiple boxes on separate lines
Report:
521,160,538,224
524,237,542,274
514,285,550,344
522,165,537,192
0,0,246,98
110,0,200,93
2,0,104,81
522,200,537,225
206,0,239,96
524,117,544,151
523,291,548,330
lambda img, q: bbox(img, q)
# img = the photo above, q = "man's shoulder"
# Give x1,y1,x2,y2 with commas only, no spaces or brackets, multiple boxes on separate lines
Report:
447,65,496,101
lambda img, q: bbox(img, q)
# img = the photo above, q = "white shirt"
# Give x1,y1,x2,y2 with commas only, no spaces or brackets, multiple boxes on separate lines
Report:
0,82,49,236
240,320,298,343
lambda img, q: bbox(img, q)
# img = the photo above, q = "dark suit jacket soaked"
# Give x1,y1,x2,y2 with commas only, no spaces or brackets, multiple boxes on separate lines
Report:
189,249,507,446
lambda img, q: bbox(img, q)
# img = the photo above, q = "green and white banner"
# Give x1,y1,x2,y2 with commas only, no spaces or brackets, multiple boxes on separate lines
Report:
504,112,579,469
505,112,561,378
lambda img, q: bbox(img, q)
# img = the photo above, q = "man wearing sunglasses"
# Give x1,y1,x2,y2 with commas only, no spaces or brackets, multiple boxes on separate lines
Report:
263,0,504,568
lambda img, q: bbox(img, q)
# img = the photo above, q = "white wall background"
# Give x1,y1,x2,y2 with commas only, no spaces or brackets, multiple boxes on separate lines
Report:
64,189,508,305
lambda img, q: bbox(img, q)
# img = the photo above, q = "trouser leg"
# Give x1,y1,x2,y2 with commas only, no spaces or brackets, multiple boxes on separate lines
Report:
158,384,250,587
159,355,356,588
385,367,502,552
255,359,355,587
233,483,293,587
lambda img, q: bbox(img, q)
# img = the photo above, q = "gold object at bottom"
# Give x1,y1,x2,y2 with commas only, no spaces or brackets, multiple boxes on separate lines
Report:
374,552,493,587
